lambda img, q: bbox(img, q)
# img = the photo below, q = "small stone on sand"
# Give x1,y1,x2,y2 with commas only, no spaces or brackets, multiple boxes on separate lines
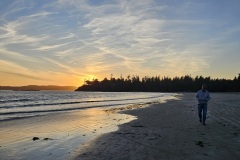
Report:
32,137,40,141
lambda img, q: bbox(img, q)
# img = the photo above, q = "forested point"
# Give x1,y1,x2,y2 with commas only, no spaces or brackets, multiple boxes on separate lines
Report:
75,74,240,92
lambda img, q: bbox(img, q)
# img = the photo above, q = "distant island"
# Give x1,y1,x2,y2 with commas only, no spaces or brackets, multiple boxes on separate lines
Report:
76,74,240,92
0,85,77,91
14,89,40,91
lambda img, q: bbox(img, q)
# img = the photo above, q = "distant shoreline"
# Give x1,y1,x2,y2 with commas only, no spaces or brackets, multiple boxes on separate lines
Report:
13,89,40,91
0,85,77,91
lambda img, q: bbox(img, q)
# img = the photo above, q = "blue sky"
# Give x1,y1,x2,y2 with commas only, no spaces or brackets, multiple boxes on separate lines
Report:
0,0,240,86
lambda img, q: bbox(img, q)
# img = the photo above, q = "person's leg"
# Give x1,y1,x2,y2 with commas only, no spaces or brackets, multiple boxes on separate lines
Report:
202,104,208,125
198,104,203,122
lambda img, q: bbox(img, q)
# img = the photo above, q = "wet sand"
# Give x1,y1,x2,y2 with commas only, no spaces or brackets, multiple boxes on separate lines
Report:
0,108,136,160
75,93,240,160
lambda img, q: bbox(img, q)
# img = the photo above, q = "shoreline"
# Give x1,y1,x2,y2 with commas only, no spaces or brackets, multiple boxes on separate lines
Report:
75,93,240,160
0,92,177,160
1,93,239,159
0,108,136,160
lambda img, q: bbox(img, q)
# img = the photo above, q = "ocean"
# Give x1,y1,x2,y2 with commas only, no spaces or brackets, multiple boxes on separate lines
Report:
0,90,173,121
0,90,176,160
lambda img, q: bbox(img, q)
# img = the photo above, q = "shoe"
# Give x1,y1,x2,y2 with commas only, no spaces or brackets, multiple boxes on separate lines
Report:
202,123,206,126
199,119,202,123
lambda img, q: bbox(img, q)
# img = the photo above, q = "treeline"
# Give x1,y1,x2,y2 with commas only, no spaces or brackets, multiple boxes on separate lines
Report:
75,74,240,92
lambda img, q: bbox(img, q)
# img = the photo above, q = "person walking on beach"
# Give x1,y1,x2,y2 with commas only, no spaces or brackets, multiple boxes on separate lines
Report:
196,84,210,125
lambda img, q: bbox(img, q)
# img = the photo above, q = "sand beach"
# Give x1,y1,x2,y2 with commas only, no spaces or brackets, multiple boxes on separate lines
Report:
0,91,173,160
75,93,240,160
0,93,239,160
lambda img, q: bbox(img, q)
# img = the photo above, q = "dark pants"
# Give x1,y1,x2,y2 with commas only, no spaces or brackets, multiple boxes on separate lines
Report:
198,104,207,123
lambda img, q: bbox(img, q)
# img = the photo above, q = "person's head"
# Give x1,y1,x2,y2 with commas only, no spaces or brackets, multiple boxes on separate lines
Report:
202,84,207,91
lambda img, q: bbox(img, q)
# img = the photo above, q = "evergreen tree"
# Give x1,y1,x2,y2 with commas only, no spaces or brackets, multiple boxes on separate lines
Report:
75,74,240,92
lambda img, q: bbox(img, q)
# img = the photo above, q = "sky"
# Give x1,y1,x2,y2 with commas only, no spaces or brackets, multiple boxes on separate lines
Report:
0,0,240,86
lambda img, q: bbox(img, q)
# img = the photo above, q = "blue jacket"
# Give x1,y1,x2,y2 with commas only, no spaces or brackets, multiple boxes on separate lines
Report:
196,90,210,104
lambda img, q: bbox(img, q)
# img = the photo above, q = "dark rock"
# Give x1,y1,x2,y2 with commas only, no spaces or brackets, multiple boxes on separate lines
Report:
196,141,204,147
33,137,40,141
43,138,53,140
131,125,144,127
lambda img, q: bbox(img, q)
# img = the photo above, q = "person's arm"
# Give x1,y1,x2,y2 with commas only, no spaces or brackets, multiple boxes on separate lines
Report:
206,92,210,102
196,91,200,100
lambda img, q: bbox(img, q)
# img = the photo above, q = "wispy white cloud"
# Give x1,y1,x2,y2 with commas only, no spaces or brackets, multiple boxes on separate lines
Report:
0,18,49,46
50,0,217,78
0,59,51,81
57,33,75,40
0,47,39,62
0,0,239,85
33,42,71,51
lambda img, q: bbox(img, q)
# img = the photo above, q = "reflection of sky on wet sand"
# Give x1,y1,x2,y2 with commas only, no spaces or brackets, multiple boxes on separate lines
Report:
0,108,136,160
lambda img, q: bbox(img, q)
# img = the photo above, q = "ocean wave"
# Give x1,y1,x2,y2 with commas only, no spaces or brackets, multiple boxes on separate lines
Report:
0,102,133,116
0,98,34,103
0,95,161,109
